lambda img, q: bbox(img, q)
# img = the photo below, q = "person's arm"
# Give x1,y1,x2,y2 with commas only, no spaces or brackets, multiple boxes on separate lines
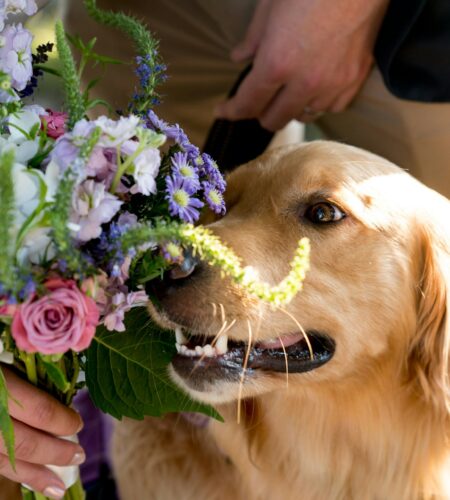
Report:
0,368,84,499
215,0,389,130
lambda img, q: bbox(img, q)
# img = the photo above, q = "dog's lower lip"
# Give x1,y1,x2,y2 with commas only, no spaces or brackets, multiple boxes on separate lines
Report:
171,331,335,388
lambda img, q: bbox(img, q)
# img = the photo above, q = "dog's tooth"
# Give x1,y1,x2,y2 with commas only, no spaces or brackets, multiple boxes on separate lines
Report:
180,345,188,354
175,343,181,353
203,344,215,357
215,334,228,355
195,345,204,356
175,327,188,345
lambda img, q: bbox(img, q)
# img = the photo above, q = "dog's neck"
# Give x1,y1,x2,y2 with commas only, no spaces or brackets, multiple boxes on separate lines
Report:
210,366,450,500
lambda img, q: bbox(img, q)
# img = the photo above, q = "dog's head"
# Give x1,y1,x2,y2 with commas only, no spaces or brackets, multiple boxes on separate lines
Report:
150,141,450,412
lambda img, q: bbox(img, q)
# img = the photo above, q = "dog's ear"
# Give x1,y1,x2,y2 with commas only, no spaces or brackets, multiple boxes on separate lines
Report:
407,228,450,416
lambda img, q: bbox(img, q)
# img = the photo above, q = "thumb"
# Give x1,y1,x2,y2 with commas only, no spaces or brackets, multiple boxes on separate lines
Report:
230,0,272,62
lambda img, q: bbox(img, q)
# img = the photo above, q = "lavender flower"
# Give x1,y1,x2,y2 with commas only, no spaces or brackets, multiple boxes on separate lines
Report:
0,0,37,31
198,152,226,193
145,110,200,161
171,152,200,190
165,175,204,223
103,288,147,332
71,180,123,242
0,23,33,91
146,109,169,132
203,182,226,215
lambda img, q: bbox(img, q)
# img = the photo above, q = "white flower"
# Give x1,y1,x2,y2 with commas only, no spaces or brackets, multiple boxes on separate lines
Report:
94,115,140,147
4,106,42,162
8,106,42,141
17,226,55,265
0,339,13,364
130,146,161,196
12,162,43,227
71,180,123,241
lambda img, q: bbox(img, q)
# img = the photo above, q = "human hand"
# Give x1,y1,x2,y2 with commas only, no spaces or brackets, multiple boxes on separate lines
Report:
215,0,389,130
0,368,84,499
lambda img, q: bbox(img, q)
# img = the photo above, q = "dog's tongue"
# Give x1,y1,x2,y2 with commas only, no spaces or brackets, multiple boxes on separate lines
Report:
258,333,305,350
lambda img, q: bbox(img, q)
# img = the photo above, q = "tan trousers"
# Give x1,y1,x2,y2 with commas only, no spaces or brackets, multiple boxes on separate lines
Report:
67,0,450,198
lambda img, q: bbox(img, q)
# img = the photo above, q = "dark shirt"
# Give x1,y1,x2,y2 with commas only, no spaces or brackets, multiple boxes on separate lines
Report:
375,0,450,102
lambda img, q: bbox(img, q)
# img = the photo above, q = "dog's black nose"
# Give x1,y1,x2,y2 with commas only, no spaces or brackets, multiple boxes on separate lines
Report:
169,251,199,280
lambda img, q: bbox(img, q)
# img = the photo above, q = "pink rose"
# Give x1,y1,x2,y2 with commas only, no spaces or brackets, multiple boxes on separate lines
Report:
11,279,100,355
41,110,68,139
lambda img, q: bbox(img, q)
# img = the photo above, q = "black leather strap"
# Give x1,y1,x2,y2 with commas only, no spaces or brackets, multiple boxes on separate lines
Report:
202,65,274,173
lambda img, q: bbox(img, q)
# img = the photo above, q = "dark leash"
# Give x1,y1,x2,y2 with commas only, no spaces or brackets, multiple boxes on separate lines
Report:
202,65,274,173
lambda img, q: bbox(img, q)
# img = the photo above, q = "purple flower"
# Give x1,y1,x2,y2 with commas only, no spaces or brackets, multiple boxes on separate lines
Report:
70,180,123,242
199,153,226,193
0,23,33,91
171,152,200,190
51,137,81,171
103,288,148,332
165,176,204,223
146,109,169,132
145,111,200,160
203,182,226,215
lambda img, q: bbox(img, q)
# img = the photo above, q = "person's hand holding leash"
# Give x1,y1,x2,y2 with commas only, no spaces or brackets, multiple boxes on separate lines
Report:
0,368,85,499
215,0,389,130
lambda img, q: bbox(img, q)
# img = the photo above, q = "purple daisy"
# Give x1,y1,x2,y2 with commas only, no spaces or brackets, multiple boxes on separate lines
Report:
198,153,226,193
203,182,226,215
171,152,200,190
165,176,204,224
146,109,169,132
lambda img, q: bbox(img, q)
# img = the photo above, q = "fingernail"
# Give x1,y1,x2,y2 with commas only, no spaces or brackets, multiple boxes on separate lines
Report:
70,450,86,465
76,415,84,433
43,486,66,499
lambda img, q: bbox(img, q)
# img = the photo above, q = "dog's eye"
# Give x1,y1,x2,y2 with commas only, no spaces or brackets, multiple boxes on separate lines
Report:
305,202,345,224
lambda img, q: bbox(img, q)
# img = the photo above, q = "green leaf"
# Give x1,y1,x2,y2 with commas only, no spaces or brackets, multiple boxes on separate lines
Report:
33,64,62,77
85,308,222,421
39,358,70,393
0,366,15,467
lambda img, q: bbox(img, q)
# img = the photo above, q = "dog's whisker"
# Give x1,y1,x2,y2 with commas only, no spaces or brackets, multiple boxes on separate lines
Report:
210,302,218,318
278,306,314,360
237,319,253,425
219,303,226,324
277,335,289,388
211,318,237,347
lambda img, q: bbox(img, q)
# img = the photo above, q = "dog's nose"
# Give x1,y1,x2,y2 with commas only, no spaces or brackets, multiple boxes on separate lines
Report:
169,251,199,280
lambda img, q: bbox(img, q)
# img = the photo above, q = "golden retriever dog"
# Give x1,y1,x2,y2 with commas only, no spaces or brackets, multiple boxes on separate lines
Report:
111,141,450,500
110,141,450,499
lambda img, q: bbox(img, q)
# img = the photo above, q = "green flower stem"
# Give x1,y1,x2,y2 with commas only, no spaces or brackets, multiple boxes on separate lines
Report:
122,223,310,307
21,476,85,500
65,353,80,406
21,353,38,386
66,476,86,500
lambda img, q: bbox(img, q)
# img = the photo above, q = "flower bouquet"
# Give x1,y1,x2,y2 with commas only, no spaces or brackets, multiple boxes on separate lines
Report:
0,1,310,499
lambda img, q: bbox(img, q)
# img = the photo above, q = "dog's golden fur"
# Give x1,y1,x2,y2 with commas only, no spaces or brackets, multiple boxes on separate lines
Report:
111,142,450,500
